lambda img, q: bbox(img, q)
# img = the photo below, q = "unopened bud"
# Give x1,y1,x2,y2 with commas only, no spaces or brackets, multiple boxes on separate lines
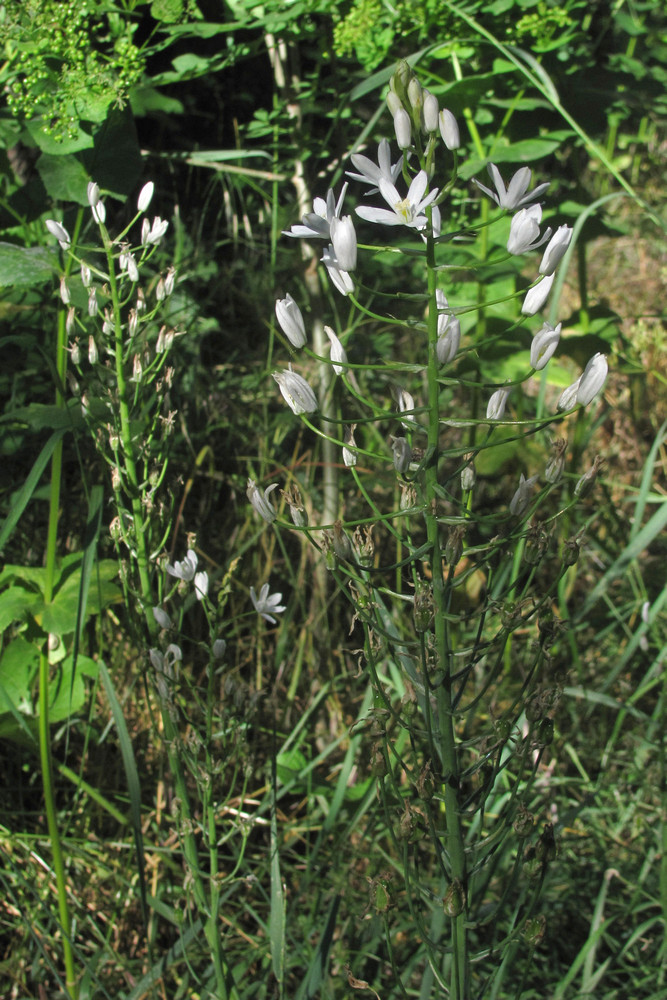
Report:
59,276,70,305
71,339,81,365
165,267,176,295
132,354,143,382
343,424,357,468
128,309,138,338
461,456,476,492
333,520,353,562
156,276,166,301
545,438,567,484
443,878,465,917
88,336,98,365
445,524,465,567
80,263,92,287
574,455,603,498
88,287,98,316
422,90,439,132
66,306,76,337
391,436,412,474
413,579,433,632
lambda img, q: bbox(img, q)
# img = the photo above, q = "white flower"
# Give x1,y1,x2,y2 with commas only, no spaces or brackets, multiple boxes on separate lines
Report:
474,165,550,210
325,326,347,374
153,606,172,630
391,436,412,474
509,474,538,517
530,321,561,370
486,386,511,420
507,205,552,256
423,90,439,132
273,367,318,414
521,274,554,315
283,185,347,241
149,643,182,678
194,571,209,601
137,181,155,213
343,424,357,467
87,181,100,207
395,386,416,426
45,219,71,249
435,290,461,364
393,108,412,149
126,253,139,283
576,353,608,405
250,583,286,624
275,293,307,348
91,200,106,225
166,548,198,581
439,108,460,150
321,244,354,296
213,638,227,659
247,479,278,522
144,217,169,245
347,139,403,193
330,215,357,272
557,377,581,412
356,170,438,230
539,225,572,275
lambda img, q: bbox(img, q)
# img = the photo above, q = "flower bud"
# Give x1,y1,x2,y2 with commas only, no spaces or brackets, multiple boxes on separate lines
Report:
59,276,70,305
407,77,423,113
164,267,176,295
391,436,412,474
539,225,572,275
557,377,581,412
71,339,81,365
461,456,476,492
422,90,439,132
333,520,353,562
132,354,143,382
443,878,465,917
486,386,511,421
330,215,357,271
80,263,92,287
386,90,402,117
544,438,567,484
274,293,306,348
45,219,71,248
325,325,348,374
88,287,98,317
153,606,172,630
66,306,76,337
126,253,139,283
530,321,561,370
87,181,100,207
137,181,155,213
576,353,608,406
88,336,98,365
247,478,278,522
273,367,318,414
155,276,166,301
509,474,538,517
343,424,357,467
574,455,603,498
439,108,460,150
213,638,227,659
521,274,554,315
393,108,412,149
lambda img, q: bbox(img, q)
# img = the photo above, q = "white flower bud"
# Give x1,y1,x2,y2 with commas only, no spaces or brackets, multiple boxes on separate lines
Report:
164,267,176,295
324,325,347,375
530,321,561,370
422,90,439,132
88,336,98,365
91,200,106,225
539,225,572,275
247,479,278,523
521,274,554,315
557,377,581,412
71,339,81,365
407,77,422,112
393,108,412,149
275,293,307,348
138,181,155,213
87,181,100,207
439,109,460,150
576,353,608,406
153,606,172,630
194,571,209,601
391,436,412,474
126,254,139,283
486,386,511,421
273,368,318,415
386,91,402,117
45,219,71,248
66,306,76,337
343,424,357,468
59,276,70,305
330,215,357,271
509,474,538,517
80,262,92,287
213,638,227,659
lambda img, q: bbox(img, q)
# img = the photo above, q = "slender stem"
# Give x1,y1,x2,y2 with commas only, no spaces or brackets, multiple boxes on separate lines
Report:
421,226,468,997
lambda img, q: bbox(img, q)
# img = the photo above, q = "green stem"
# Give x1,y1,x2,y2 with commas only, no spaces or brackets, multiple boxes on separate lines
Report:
424,228,468,997
39,211,84,999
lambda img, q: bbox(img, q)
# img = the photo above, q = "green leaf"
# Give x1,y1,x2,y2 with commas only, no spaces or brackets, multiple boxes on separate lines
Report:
48,653,98,723
0,428,68,554
151,0,184,22
0,243,58,287
0,636,38,710
81,107,142,198
25,118,94,155
0,585,42,632
36,153,90,204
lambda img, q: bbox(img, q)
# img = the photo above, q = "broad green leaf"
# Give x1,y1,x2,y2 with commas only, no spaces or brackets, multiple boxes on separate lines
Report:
0,585,42,632
48,653,98,723
151,0,184,22
0,243,58,287
0,636,38,710
26,118,94,154
81,107,142,198
36,153,90,204
0,403,83,432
